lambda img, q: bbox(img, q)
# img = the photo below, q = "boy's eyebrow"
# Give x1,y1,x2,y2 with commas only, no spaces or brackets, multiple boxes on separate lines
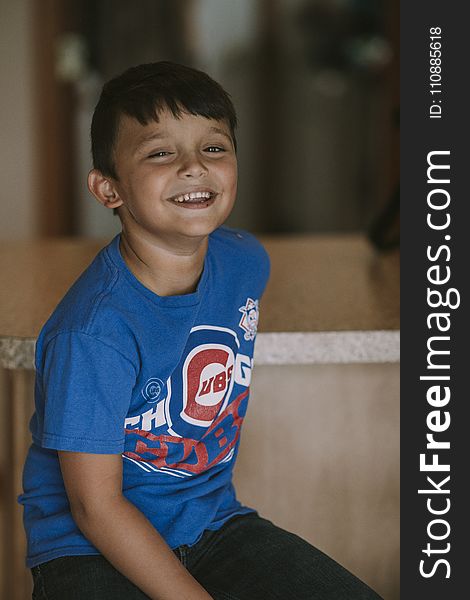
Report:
135,132,169,151
208,127,233,144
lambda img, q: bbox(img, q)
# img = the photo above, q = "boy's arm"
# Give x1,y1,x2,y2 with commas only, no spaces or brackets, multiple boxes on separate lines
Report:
58,451,213,600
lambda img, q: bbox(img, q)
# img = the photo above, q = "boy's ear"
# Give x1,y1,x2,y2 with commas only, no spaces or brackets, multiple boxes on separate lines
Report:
87,169,123,209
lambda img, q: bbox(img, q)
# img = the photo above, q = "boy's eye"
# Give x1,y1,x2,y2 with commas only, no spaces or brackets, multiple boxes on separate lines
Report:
148,151,172,158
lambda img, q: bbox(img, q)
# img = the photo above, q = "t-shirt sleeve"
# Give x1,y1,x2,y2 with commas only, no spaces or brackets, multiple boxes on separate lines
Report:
39,331,137,454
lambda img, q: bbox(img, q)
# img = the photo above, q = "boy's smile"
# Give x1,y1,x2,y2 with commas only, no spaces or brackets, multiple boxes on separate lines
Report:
167,188,217,209
99,108,237,245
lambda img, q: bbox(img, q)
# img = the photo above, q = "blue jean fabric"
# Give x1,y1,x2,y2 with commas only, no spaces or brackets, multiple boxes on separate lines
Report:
31,512,383,600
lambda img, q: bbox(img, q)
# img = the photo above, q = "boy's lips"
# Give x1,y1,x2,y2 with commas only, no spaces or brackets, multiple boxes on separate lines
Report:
167,188,218,209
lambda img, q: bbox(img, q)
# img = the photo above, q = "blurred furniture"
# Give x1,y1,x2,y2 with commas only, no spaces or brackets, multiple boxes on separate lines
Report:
0,234,399,600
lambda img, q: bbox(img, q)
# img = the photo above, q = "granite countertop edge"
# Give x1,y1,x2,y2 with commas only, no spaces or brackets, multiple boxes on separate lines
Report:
0,330,400,370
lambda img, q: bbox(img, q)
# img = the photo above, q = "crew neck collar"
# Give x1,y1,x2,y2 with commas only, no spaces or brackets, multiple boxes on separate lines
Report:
105,234,210,307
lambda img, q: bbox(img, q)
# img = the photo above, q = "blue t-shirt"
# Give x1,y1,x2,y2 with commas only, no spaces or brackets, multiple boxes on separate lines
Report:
19,226,270,568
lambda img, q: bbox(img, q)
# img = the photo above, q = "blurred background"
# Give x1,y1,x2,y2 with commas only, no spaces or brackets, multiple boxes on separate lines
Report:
1,0,398,242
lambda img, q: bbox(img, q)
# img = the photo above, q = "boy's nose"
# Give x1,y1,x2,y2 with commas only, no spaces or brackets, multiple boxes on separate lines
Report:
178,153,208,178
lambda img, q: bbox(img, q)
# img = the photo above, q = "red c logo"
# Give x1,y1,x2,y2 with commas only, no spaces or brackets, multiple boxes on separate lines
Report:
181,344,235,426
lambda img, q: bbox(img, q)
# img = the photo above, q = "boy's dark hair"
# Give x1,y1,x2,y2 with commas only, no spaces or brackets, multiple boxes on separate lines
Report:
91,61,238,180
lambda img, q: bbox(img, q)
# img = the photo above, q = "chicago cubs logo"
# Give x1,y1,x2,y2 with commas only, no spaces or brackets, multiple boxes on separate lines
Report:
164,326,239,437
181,344,235,426
238,297,259,341
124,325,255,476
141,378,165,403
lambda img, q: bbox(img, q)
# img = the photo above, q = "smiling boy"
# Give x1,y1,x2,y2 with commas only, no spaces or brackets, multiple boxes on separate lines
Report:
19,62,382,599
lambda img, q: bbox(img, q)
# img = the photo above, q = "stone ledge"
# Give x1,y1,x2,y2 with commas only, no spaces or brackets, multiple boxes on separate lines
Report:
1,330,399,370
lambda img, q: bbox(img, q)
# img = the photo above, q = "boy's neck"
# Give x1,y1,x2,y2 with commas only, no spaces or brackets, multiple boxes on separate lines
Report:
119,230,209,297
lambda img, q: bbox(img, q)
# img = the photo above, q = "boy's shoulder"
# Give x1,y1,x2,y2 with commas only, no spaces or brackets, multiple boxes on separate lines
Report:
210,226,270,267
36,236,126,349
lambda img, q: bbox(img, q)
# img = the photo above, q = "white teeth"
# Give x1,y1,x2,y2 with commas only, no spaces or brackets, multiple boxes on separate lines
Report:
171,191,213,203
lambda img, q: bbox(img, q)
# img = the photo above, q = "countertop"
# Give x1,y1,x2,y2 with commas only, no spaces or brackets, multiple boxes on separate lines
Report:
0,234,399,368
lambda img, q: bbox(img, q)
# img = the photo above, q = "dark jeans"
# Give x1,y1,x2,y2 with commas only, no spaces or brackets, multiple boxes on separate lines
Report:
31,512,383,600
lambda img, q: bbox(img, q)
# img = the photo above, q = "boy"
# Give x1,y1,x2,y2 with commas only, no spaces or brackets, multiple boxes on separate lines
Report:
19,62,382,599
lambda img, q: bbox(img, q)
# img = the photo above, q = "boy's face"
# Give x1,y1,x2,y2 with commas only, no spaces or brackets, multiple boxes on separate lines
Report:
102,108,237,244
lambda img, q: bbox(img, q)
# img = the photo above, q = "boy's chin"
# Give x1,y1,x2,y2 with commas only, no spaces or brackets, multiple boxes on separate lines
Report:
177,220,226,239
177,210,233,238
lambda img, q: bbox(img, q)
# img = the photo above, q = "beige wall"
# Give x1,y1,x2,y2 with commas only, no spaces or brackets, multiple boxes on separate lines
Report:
0,0,36,240
234,363,400,600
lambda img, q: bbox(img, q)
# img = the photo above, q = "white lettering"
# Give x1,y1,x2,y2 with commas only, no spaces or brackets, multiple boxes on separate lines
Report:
234,353,252,386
